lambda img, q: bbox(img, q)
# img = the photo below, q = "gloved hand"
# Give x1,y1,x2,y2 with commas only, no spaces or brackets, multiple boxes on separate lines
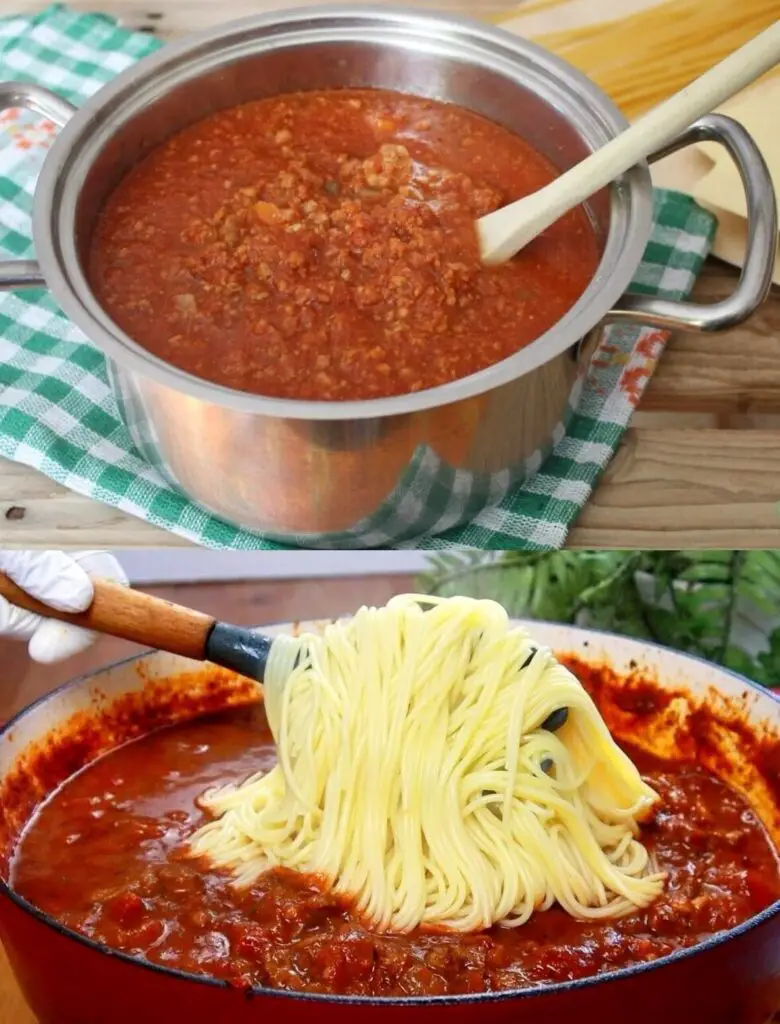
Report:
0,550,128,664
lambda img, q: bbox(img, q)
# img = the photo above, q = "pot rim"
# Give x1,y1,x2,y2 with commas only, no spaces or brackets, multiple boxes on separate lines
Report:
2,620,779,1006
33,4,654,422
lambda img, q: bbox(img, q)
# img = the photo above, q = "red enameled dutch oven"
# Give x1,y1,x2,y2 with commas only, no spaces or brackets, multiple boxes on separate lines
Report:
1,620,779,1024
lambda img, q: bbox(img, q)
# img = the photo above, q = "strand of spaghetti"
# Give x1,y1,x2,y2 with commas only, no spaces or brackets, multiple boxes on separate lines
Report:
516,0,780,118
611,61,779,112
533,23,606,52
190,595,665,933
603,13,780,84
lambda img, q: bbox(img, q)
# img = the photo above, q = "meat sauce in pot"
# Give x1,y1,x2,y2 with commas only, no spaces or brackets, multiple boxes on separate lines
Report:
10,665,780,998
89,88,600,402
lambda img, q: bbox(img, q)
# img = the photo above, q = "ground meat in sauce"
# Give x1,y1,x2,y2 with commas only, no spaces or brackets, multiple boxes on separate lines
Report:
11,704,780,998
89,89,600,402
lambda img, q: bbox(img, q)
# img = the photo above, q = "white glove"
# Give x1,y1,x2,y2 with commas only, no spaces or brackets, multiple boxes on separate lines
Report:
0,550,128,664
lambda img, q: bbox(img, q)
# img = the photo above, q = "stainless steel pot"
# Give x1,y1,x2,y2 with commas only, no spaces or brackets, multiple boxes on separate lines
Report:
1,621,779,1023
0,7,776,545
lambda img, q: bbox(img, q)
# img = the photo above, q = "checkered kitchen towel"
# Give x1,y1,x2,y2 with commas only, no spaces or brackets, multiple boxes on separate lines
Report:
0,5,717,550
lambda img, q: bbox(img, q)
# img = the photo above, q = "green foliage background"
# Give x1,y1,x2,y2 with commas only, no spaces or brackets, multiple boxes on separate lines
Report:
417,551,780,687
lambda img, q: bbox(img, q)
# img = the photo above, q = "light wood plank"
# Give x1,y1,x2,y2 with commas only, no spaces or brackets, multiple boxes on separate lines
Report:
0,944,35,1024
0,460,189,546
645,267,780,415
569,427,780,547
3,427,779,548
7,0,670,39
8,0,521,38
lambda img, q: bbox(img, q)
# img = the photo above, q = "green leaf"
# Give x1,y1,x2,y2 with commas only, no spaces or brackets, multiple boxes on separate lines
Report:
415,550,780,687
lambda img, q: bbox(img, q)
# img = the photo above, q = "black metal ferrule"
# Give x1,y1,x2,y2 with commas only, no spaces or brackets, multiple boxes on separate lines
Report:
205,622,274,681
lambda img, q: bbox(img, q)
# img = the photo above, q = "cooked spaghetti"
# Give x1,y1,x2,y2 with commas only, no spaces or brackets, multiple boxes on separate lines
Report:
189,595,665,933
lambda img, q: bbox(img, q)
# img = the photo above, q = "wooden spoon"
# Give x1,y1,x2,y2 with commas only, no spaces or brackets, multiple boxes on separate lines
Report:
477,21,780,265
0,574,570,733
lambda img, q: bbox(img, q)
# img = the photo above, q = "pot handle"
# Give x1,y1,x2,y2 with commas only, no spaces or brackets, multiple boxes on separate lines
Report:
0,82,77,292
604,113,777,332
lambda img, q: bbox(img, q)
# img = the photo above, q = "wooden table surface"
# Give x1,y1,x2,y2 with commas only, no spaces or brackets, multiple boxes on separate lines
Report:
0,571,415,1022
2,0,780,549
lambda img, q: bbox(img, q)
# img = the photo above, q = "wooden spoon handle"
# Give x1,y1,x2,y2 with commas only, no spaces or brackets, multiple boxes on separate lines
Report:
0,572,216,661
479,20,780,263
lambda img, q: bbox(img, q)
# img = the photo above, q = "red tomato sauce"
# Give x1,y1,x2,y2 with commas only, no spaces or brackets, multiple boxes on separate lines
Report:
11,701,780,997
89,88,600,401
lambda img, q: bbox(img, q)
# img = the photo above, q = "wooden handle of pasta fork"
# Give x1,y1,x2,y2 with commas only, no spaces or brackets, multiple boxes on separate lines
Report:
0,571,216,660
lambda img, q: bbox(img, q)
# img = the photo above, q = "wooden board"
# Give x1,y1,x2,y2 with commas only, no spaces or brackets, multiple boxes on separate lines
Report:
0,945,35,1024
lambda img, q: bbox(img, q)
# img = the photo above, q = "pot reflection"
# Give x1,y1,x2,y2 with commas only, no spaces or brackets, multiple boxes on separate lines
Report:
110,348,579,537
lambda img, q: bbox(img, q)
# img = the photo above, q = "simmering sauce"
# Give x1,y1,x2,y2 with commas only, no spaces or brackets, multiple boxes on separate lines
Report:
12,702,780,996
89,89,600,402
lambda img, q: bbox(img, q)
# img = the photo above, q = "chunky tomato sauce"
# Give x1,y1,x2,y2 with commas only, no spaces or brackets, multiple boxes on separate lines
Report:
11,702,780,997
89,88,600,401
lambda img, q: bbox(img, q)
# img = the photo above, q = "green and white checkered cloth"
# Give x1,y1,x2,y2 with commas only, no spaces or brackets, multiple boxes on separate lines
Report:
0,5,717,550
